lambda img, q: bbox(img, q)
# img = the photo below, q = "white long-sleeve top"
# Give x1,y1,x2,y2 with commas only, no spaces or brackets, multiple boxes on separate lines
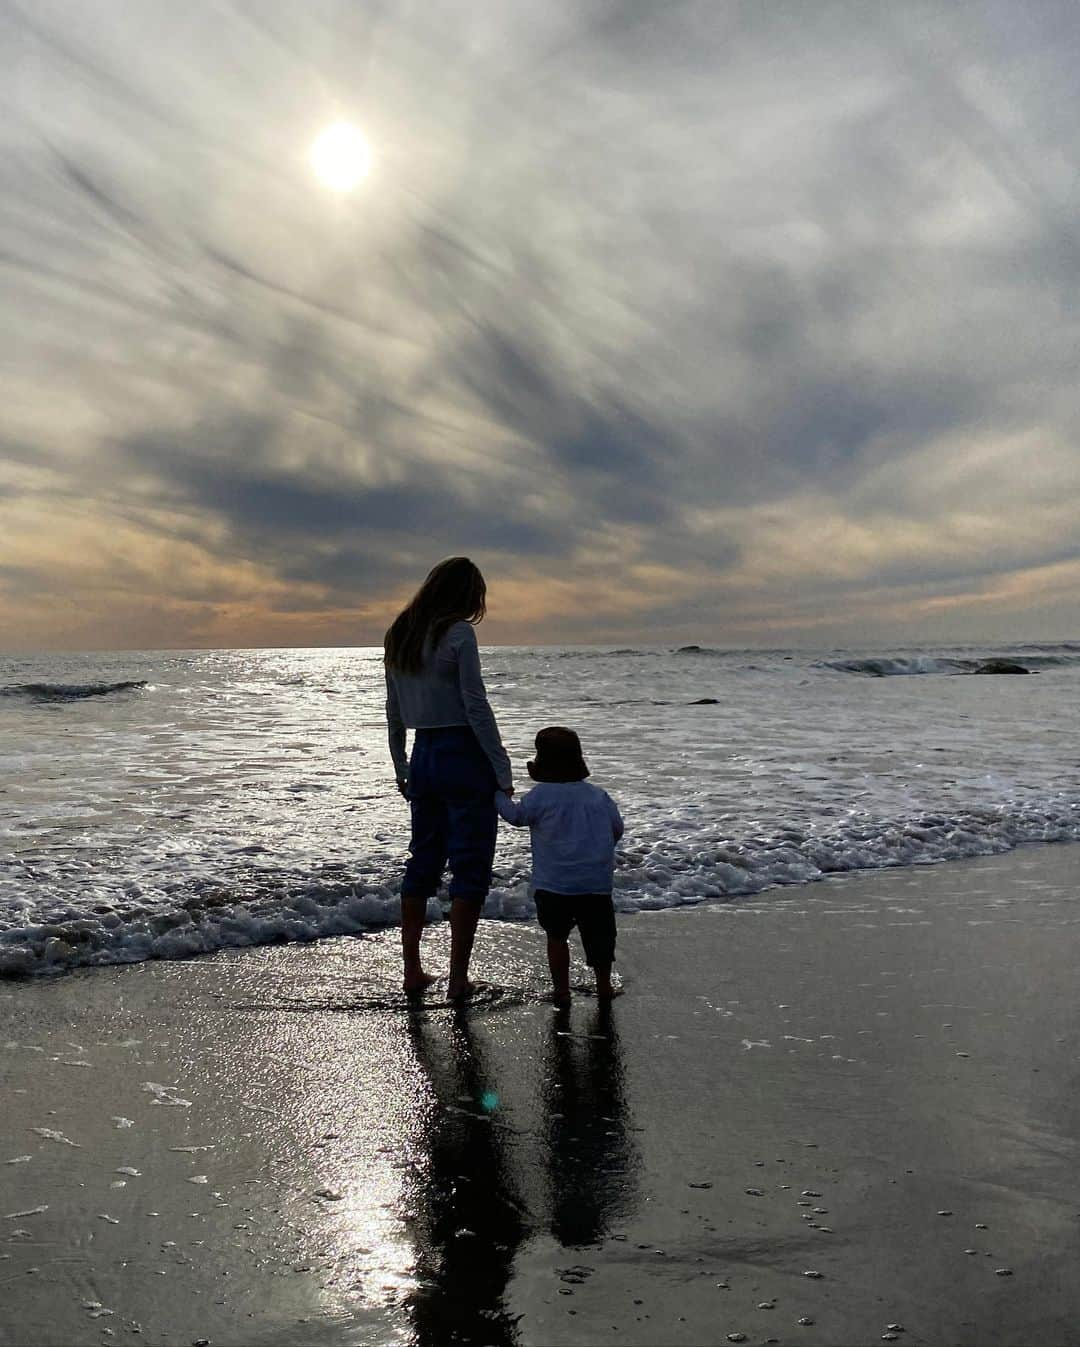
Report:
496,781,624,895
385,620,513,791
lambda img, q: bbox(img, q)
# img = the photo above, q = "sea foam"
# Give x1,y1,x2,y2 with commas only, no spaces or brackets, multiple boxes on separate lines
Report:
2,798,1078,976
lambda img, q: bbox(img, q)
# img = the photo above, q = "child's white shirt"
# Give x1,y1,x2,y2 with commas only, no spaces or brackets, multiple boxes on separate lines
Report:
495,781,624,895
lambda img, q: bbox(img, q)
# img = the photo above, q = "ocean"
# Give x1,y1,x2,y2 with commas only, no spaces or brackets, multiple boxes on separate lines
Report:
2,641,1078,976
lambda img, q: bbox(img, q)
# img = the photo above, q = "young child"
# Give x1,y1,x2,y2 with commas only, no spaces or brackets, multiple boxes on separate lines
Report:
495,727,624,1004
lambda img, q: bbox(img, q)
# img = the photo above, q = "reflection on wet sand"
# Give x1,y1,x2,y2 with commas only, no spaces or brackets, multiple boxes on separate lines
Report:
541,1003,640,1248
393,1002,641,1345
401,1011,526,1346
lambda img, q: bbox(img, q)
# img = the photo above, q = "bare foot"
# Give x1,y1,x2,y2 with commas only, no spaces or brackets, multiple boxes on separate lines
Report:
551,989,572,1007
595,983,623,1000
403,972,438,997
447,979,476,1002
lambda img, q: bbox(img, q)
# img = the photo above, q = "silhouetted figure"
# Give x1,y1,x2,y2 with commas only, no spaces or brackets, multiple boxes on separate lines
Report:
400,1012,526,1346
496,726,624,1003
540,1003,640,1248
384,557,514,1000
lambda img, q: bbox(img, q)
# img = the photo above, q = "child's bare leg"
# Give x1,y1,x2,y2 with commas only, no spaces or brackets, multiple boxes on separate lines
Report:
546,937,572,1005
593,961,616,999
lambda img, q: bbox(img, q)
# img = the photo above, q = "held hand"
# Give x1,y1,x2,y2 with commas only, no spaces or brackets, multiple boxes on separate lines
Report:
396,778,409,798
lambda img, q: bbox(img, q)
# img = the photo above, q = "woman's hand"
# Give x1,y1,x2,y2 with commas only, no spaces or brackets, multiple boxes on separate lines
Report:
396,778,409,798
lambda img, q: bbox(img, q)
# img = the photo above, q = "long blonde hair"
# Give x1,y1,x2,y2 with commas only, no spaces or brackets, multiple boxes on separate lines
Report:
383,557,487,674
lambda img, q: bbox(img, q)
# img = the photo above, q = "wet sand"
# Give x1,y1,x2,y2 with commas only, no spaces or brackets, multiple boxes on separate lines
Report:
3,842,1080,1347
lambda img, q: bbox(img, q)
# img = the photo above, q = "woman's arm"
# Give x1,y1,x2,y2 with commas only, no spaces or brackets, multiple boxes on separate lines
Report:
453,625,514,791
385,670,409,788
607,794,625,842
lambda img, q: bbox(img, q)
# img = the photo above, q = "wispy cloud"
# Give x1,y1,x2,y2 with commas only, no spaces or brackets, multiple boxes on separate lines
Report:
1,0,1079,648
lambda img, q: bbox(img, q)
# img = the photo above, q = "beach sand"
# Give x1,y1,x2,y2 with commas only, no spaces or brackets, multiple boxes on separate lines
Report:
3,843,1080,1347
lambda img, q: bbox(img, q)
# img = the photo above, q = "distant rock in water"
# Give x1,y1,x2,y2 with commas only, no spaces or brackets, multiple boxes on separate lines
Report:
690,697,719,705
676,645,702,653
971,660,1033,675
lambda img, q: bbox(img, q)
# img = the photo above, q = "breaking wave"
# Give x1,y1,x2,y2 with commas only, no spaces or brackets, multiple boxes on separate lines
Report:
0,680,149,702
4,798,1078,977
822,650,1080,676
822,656,974,676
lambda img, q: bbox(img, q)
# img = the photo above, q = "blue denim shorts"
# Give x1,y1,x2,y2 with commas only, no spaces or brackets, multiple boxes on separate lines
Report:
402,727,498,903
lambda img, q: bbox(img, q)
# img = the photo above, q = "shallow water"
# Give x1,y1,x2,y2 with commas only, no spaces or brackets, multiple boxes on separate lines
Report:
2,641,1079,973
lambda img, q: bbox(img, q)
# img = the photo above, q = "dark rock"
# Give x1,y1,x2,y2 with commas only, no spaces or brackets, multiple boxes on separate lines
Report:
690,698,719,705
676,645,702,653
971,660,1033,675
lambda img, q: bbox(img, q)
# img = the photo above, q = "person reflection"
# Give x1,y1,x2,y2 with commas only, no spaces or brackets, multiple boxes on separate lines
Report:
401,1010,526,1347
541,1002,640,1248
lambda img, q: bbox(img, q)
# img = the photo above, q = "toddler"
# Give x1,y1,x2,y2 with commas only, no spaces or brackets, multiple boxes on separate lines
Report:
496,727,624,1003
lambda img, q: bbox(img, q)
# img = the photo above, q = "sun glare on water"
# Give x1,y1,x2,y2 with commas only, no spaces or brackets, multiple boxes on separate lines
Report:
310,122,372,192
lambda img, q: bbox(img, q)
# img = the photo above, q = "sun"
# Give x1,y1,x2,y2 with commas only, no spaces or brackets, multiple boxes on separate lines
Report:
309,123,372,192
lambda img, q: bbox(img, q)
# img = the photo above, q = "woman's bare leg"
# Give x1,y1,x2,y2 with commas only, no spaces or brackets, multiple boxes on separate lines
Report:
401,894,435,994
447,898,481,999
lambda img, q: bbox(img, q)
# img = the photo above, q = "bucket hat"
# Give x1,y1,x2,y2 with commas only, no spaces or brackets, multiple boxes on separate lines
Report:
527,726,590,783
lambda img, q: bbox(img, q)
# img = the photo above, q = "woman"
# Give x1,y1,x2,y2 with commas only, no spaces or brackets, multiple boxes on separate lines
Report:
384,557,513,999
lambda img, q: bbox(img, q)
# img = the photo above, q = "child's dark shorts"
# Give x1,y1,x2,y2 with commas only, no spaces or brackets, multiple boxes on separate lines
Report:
534,889,616,967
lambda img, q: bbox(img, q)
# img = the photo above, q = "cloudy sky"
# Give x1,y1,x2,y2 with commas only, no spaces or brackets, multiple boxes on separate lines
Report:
2,0,1079,651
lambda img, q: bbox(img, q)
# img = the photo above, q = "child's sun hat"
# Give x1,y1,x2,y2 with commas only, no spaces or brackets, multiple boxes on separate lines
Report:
527,726,590,783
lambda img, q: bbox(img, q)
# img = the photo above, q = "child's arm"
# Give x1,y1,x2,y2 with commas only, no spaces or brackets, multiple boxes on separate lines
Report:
606,794,625,842
495,789,530,827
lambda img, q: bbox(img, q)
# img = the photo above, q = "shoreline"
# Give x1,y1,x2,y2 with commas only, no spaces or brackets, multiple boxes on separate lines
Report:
3,842,1080,1345
9,817,1080,981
